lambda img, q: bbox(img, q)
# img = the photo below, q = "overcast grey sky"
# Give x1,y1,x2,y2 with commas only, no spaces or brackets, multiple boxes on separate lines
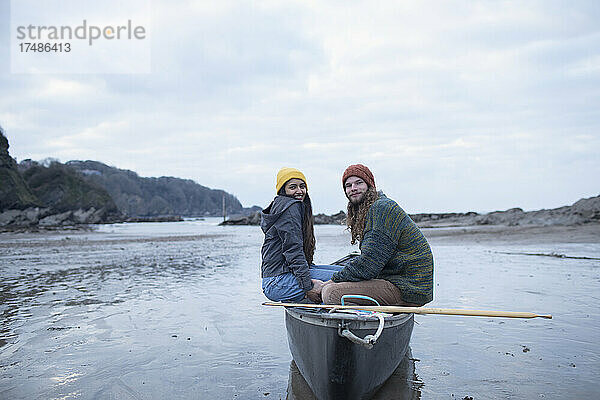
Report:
1,0,599,214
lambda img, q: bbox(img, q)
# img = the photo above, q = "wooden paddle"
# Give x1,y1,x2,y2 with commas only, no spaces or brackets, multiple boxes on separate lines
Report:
263,301,552,319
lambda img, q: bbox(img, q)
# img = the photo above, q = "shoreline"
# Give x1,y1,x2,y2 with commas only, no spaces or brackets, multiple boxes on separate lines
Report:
2,221,598,246
422,222,600,245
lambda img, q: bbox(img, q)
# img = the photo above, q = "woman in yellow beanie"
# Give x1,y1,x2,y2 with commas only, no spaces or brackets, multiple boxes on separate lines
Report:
260,168,342,303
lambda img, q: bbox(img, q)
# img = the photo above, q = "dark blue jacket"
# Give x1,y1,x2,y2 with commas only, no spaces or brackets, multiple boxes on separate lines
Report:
260,195,313,292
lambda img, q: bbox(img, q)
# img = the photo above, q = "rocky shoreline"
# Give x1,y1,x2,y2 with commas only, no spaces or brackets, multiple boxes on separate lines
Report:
3,193,598,232
2,125,598,232
0,126,245,232
412,195,600,227
219,195,600,228
219,210,349,225
0,207,185,232
0,207,117,230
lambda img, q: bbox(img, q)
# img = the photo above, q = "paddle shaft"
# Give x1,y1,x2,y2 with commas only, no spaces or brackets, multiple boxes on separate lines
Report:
263,302,552,319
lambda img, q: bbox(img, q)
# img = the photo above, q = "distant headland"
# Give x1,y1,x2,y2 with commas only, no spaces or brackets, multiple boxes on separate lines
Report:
0,127,257,231
2,126,598,232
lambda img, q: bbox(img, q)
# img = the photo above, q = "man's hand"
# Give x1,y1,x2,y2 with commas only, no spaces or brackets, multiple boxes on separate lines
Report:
306,279,324,303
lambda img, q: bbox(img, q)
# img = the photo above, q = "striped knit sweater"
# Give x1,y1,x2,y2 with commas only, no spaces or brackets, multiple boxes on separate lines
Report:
331,193,434,305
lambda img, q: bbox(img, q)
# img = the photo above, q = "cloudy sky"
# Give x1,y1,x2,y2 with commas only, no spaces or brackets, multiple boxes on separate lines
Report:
1,0,599,214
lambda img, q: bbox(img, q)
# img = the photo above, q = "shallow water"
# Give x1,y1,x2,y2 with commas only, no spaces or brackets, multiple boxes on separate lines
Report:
1,219,599,399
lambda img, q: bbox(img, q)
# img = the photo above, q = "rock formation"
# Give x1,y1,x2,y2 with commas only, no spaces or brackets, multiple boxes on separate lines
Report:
219,210,347,226
1,127,253,230
0,125,41,210
0,128,122,230
314,211,346,225
411,197,600,227
220,196,600,227
219,211,262,225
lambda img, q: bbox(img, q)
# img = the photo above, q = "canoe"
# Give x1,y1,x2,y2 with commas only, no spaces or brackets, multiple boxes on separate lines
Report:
284,252,413,400
286,347,421,400
285,306,414,400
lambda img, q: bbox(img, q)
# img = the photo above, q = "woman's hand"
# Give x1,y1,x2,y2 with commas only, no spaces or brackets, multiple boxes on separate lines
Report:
306,279,324,303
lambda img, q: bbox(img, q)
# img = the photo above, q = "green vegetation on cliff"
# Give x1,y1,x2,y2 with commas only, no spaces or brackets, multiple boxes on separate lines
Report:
2,127,245,219
0,168,43,210
21,162,120,214
0,127,43,210
66,160,244,217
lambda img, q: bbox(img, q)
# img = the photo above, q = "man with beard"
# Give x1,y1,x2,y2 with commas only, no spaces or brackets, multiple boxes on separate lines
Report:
320,164,434,306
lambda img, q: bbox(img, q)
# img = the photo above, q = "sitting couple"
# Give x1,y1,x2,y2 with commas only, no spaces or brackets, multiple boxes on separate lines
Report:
260,164,434,306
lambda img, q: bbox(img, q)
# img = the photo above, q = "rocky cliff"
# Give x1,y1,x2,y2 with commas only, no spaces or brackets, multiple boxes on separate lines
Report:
1,128,122,229
0,126,41,210
1,125,250,230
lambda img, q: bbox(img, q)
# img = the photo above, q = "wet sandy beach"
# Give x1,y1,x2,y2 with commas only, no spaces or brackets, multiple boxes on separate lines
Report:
1,220,599,399
424,223,600,245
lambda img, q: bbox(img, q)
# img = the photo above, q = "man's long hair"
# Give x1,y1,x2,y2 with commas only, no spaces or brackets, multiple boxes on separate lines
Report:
346,186,378,245
278,186,316,265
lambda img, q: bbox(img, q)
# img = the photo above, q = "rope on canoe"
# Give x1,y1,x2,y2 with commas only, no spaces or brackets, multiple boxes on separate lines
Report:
335,294,386,349
338,312,385,349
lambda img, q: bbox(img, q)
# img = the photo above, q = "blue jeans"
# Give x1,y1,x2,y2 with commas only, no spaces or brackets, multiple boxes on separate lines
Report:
262,264,344,302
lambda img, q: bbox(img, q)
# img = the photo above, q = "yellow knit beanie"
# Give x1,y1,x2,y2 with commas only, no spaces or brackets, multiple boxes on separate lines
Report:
276,167,307,193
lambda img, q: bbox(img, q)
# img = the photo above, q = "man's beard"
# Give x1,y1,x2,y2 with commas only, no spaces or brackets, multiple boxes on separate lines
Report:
348,191,365,205
346,187,378,245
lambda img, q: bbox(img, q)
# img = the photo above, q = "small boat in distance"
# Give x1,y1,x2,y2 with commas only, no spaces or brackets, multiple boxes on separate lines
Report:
283,254,415,400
